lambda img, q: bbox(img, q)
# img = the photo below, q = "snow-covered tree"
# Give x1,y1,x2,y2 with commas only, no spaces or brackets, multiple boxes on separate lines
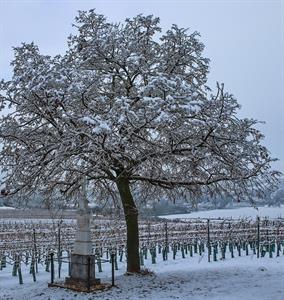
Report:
0,10,279,272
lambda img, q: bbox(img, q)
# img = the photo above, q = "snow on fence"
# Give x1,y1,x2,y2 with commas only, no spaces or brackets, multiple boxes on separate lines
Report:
0,217,284,284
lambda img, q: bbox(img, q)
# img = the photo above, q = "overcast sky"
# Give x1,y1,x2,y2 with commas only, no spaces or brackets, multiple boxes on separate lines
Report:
1,0,283,172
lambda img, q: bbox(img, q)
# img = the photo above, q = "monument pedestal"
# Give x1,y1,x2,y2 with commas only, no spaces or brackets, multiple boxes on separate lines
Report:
65,254,100,288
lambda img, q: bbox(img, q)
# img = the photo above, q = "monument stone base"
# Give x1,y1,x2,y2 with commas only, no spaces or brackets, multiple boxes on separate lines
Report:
65,254,100,288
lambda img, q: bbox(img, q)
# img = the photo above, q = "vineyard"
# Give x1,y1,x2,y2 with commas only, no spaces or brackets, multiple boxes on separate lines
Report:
1,216,284,285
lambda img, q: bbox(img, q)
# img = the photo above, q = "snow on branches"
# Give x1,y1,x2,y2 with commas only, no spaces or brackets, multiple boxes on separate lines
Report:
0,10,279,202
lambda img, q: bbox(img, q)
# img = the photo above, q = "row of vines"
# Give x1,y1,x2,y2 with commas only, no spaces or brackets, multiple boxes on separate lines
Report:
0,216,284,284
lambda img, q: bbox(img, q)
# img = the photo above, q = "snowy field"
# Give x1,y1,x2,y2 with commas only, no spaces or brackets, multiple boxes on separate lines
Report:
0,206,15,210
164,205,284,220
0,253,283,300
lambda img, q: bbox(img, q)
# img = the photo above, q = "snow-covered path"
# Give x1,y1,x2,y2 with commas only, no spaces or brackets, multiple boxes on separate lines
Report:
1,254,283,300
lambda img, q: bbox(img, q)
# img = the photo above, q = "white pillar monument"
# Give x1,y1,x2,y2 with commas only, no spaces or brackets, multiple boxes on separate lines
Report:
65,182,100,288
73,191,93,255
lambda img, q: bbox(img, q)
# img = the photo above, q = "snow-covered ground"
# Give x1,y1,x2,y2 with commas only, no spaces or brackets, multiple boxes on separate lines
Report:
0,206,15,210
164,205,284,220
0,252,283,300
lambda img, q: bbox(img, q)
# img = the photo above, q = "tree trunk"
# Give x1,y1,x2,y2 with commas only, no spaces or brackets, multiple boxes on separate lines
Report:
116,177,140,273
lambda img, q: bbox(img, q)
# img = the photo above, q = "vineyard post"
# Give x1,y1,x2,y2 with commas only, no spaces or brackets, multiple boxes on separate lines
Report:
165,222,168,260
68,250,71,276
139,249,144,266
111,252,115,286
18,255,23,285
119,247,124,262
58,223,61,278
12,255,18,276
147,221,151,245
257,217,260,258
97,251,103,272
50,252,54,284
276,242,280,257
33,228,38,273
276,224,280,257
115,252,118,270
207,219,210,262
87,256,91,292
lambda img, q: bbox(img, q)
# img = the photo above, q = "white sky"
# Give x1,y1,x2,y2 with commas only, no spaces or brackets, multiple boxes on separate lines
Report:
0,0,283,172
